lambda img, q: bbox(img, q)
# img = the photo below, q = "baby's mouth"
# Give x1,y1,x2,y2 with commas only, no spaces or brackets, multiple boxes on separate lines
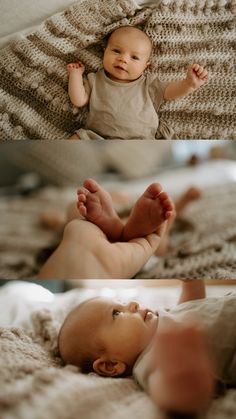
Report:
144,309,154,322
114,65,127,72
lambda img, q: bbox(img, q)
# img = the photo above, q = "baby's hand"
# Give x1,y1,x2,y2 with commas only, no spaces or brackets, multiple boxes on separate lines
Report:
67,62,85,75
186,64,208,90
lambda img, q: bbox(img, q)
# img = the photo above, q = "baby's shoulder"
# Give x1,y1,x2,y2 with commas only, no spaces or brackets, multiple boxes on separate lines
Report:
145,72,161,84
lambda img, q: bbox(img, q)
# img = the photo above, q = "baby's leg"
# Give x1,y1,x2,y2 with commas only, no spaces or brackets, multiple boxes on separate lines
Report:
122,183,175,241
77,178,124,241
148,322,215,414
40,202,81,231
155,186,202,256
175,186,202,214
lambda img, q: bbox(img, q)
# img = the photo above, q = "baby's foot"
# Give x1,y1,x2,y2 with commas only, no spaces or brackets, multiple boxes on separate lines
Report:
148,321,215,413
175,186,202,214
67,62,85,74
77,179,123,241
122,183,175,241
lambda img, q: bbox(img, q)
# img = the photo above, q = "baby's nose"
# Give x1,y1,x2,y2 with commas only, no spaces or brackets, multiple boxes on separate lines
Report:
119,54,128,63
128,301,139,313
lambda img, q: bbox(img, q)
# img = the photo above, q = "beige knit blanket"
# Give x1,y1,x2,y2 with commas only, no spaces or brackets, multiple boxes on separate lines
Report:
0,0,235,140
1,303,236,419
0,182,236,279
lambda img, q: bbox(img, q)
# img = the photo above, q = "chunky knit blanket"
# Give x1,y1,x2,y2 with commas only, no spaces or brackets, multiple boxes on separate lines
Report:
0,0,235,140
0,182,236,279
1,291,236,419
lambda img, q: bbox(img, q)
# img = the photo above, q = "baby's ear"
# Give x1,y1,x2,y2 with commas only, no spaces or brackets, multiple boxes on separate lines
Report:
93,357,126,377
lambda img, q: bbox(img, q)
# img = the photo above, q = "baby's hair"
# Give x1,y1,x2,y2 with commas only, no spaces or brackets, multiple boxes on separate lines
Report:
58,298,105,373
105,25,153,51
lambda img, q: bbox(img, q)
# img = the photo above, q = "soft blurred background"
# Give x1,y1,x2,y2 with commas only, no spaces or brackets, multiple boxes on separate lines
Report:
1,140,236,281
1,140,236,189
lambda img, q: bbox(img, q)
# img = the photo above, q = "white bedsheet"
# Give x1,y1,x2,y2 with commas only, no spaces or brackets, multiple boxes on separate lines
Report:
0,0,78,49
0,281,234,328
102,159,236,198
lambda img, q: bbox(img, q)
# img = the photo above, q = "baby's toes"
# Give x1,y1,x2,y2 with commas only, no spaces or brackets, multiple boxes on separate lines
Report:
158,191,168,202
163,200,173,216
77,186,89,196
78,202,87,217
78,192,87,204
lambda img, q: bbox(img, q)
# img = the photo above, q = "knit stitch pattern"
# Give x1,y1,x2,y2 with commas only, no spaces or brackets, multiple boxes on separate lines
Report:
0,0,235,140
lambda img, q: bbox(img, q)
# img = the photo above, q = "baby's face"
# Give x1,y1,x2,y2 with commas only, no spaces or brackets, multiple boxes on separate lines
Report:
80,297,158,366
103,27,151,83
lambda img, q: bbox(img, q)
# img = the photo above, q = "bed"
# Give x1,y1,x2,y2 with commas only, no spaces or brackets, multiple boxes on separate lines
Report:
0,141,236,279
0,0,235,140
1,280,236,419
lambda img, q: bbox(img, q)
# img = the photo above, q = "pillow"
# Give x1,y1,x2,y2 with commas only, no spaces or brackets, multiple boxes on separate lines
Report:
10,141,105,186
9,141,172,185
101,141,172,179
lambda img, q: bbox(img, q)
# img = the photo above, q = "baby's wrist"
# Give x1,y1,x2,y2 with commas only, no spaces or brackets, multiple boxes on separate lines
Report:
183,78,196,93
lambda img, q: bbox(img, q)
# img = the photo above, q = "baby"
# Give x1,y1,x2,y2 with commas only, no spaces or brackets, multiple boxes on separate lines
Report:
58,281,236,414
67,26,208,140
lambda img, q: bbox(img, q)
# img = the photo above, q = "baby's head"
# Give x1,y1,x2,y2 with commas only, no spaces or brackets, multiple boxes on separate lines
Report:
103,26,152,83
58,297,158,377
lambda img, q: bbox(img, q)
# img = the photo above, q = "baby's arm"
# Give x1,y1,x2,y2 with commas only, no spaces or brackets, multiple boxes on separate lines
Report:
164,64,208,101
67,62,90,107
178,280,206,305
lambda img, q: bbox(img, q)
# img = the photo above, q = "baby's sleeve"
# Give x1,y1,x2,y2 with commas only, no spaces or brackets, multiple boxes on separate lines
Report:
147,74,169,111
86,72,96,89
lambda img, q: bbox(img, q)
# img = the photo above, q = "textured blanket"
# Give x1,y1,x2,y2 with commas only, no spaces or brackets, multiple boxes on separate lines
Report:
1,297,236,419
0,182,236,279
0,0,235,140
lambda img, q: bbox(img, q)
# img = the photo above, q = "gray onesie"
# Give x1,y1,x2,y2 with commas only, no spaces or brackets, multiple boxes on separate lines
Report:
133,293,236,393
76,69,167,140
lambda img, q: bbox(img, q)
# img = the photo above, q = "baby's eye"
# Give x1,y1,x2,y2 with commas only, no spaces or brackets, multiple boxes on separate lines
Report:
112,309,121,318
132,56,139,60
113,49,120,53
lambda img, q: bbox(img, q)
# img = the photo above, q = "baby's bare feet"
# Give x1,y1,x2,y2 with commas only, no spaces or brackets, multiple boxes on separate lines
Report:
77,178,123,241
148,321,215,413
122,183,175,241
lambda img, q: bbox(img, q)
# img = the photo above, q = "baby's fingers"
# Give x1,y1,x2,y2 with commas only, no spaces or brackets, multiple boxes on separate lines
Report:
192,63,200,72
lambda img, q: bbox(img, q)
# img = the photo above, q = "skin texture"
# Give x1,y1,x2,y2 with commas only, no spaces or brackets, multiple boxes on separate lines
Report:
37,218,167,279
